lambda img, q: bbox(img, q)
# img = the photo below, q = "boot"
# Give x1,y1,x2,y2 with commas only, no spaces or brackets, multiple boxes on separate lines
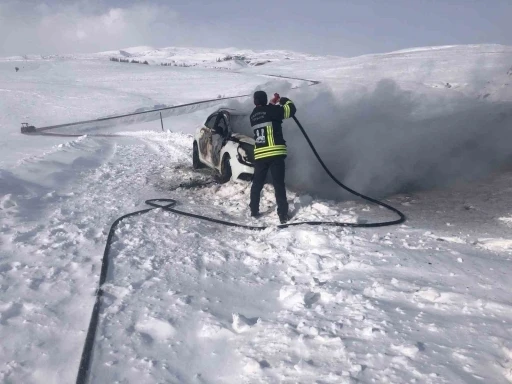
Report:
279,213,289,224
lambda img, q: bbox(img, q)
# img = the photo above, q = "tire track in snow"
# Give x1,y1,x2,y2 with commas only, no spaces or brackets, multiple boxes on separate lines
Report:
0,132,192,383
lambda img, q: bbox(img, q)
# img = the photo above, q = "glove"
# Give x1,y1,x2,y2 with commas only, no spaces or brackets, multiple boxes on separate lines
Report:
270,93,280,105
279,97,290,105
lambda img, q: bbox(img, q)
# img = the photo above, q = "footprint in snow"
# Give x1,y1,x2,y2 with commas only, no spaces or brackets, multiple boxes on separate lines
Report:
0,194,17,210
232,313,259,333
304,291,321,308
0,302,23,325
391,343,421,359
134,316,176,341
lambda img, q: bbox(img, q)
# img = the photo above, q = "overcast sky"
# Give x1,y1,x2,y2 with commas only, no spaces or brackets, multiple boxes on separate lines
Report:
1,0,511,57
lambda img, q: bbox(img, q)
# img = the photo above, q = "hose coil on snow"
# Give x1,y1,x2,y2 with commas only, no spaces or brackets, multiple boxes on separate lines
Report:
18,74,405,382
75,115,405,383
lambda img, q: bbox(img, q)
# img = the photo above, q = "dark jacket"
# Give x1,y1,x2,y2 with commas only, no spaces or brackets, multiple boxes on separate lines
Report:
250,98,297,160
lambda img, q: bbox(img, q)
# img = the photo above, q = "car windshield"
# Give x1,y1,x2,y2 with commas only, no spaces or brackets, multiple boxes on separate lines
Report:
205,114,217,129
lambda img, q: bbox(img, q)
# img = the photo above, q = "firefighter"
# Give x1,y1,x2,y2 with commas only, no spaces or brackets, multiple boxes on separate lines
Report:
249,90,297,224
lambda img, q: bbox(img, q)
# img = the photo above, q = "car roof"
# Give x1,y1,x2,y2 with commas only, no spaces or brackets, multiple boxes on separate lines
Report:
213,108,247,117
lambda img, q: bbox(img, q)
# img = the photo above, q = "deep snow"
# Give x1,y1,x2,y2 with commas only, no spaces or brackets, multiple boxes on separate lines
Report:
1,45,512,383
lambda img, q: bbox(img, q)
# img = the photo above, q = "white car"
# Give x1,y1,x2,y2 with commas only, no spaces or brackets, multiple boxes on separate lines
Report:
193,109,255,182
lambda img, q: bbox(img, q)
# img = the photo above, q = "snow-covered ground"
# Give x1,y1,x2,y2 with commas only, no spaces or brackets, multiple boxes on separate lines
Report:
3,46,329,68
1,45,512,383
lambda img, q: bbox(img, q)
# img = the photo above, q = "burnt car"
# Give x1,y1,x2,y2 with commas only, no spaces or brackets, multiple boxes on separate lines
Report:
193,109,255,182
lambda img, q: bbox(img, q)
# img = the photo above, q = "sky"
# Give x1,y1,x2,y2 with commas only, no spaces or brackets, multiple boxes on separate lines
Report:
1,0,511,57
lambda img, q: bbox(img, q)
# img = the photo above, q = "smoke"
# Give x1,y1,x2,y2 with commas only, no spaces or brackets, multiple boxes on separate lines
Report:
228,80,512,199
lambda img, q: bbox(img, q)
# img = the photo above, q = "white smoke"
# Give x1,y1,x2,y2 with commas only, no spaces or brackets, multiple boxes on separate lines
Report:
228,80,512,199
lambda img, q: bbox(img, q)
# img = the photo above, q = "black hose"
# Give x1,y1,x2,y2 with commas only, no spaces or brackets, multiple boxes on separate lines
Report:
21,74,318,138
290,116,406,227
75,116,405,383
75,205,155,384
17,72,405,380
146,116,406,230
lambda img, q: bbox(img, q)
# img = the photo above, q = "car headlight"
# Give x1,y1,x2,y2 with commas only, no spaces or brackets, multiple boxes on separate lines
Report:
237,146,248,162
237,143,254,164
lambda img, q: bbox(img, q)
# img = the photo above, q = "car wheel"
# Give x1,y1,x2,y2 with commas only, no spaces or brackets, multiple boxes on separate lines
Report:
193,142,204,170
218,155,232,183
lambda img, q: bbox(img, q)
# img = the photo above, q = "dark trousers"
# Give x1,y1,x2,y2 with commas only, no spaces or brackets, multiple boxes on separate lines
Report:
250,156,288,216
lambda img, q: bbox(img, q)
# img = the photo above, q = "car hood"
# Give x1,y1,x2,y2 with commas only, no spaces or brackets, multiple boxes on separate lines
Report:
231,133,255,145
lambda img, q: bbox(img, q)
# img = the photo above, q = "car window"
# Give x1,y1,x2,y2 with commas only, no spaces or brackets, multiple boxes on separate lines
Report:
205,114,217,129
216,117,228,136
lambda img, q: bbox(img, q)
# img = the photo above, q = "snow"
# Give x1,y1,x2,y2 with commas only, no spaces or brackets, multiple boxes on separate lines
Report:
478,238,512,252
23,46,327,68
1,44,512,383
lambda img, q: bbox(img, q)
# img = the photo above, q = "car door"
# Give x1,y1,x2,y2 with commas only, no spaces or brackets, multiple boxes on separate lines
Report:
211,114,229,167
198,113,217,166
222,111,232,136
